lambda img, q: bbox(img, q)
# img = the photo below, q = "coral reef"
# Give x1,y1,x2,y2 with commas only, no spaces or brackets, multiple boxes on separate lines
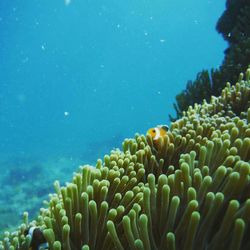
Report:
171,0,250,121
1,69,249,250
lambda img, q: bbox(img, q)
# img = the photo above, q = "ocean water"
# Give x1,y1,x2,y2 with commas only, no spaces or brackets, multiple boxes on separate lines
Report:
0,0,226,234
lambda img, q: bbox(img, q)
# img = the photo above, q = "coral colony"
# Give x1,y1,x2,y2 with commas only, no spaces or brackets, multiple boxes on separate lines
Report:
171,0,250,121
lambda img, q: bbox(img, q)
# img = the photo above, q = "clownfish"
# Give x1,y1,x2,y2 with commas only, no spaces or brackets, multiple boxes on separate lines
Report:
24,227,48,250
147,125,169,141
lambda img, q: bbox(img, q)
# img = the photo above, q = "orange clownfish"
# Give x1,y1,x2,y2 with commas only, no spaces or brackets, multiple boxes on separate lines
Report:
147,125,169,141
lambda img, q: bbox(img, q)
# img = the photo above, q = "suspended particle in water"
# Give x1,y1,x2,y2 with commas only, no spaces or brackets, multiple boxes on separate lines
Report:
64,111,70,116
65,0,71,6
41,44,46,50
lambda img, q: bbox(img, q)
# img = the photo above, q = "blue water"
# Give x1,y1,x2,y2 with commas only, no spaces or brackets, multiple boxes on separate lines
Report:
0,0,226,231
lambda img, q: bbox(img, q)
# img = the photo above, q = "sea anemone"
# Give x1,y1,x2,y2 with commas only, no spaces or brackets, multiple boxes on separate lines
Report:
1,69,250,250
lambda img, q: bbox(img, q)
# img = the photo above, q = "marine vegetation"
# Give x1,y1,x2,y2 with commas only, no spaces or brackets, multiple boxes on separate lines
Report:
171,0,250,121
1,68,250,250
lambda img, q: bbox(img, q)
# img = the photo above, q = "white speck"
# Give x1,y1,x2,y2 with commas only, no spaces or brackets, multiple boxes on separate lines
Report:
157,91,161,95
41,44,46,50
117,24,121,28
194,19,199,24
144,32,148,36
65,0,71,6
149,16,153,20
64,111,70,116
160,39,165,43
228,32,231,37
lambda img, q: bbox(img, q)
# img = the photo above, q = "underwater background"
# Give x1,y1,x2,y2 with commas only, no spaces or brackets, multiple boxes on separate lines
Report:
0,0,226,234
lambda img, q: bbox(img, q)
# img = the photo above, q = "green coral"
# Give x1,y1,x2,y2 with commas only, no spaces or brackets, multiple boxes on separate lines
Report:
171,0,250,121
1,70,250,249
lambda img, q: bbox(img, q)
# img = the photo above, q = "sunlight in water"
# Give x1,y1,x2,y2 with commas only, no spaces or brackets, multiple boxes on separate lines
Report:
65,0,71,6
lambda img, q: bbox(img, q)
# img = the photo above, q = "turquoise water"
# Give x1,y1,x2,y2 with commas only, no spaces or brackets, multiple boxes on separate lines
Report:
0,0,226,233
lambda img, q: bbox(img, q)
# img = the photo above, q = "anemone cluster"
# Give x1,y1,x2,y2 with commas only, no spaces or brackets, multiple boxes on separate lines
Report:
1,70,250,250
